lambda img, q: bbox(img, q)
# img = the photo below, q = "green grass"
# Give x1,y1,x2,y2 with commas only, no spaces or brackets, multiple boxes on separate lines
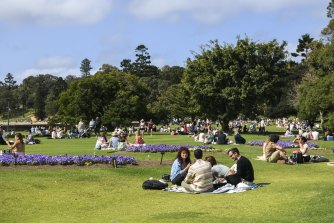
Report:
1,129,334,223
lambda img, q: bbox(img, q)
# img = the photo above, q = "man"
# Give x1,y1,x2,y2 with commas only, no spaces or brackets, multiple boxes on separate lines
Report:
226,148,254,185
181,149,213,193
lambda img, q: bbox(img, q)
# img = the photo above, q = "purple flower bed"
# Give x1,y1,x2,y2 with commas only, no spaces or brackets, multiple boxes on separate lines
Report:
0,154,137,166
247,141,319,148
125,144,214,153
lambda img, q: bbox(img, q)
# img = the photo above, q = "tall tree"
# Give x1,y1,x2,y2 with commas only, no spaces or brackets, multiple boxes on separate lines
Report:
80,58,93,77
183,38,288,129
292,34,314,61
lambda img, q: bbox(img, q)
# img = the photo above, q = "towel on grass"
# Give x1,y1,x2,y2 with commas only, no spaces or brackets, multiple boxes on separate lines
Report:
164,182,265,194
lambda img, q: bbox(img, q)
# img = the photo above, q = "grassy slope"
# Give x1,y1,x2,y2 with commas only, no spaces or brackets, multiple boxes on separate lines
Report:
1,127,334,223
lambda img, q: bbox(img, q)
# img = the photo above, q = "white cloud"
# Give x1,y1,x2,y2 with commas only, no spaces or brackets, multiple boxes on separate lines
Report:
36,56,74,69
128,0,322,24
0,0,113,25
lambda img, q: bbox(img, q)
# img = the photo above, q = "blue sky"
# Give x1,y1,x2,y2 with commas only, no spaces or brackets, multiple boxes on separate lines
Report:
0,0,329,83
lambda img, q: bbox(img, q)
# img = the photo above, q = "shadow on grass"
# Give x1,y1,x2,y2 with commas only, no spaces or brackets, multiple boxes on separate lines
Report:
152,211,204,220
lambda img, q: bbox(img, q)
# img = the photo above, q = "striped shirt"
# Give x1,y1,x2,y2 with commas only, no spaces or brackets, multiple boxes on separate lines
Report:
184,159,213,192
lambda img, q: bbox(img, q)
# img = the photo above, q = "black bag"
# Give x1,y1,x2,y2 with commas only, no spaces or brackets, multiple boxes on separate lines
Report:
142,180,168,190
311,156,329,163
291,152,304,164
161,174,171,182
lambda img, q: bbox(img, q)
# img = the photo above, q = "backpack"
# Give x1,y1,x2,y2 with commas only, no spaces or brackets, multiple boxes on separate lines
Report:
311,156,329,163
142,180,168,190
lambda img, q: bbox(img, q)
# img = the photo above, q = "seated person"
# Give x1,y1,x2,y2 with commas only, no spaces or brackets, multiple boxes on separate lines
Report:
170,147,191,186
203,135,212,144
323,130,333,141
117,132,128,150
109,131,119,149
5,133,25,156
130,130,145,145
311,129,319,140
292,136,311,162
216,130,228,145
205,156,232,188
226,148,254,186
234,131,246,144
283,129,294,137
24,130,35,144
197,132,205,142
264,134,288,163
94,132,109,150
181,149,213,193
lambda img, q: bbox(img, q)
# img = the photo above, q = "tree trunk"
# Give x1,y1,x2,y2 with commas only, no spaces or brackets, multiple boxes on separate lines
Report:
319,111,325,132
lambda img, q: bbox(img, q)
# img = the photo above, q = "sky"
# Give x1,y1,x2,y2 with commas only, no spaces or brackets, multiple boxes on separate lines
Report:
0,0,330,83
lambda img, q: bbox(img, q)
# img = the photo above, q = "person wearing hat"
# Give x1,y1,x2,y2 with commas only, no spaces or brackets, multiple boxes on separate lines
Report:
109,131,119,149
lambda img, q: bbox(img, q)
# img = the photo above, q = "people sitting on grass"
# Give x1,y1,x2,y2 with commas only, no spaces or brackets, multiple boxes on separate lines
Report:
117,132,129,150
323,130,333,141
170,147,191,186
311,129,319,140
216,130,228,145
94,132,109,150
205,155,232,188
181,149,213,193
264,134,288,163
292,136,311,162
283,129,294,137
225,148,254,186
129,130,145,146
5,133,25,156
234,130,246,144
24,130,35,144
109,131,119,149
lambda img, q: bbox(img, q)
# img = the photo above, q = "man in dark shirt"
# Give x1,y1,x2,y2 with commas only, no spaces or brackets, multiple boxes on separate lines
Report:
216,130,227,145
226,147,254,185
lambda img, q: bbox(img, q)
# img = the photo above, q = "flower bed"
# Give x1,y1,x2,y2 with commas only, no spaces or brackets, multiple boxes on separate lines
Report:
0,154,137,166
247,141,319,148
125,144,214,153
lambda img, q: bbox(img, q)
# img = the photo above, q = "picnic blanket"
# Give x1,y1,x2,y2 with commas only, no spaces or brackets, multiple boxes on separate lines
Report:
164,182,265,194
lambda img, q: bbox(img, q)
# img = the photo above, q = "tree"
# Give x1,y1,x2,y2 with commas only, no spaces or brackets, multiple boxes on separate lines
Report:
80,58,92,77
20,74,62,120
297,74,334,130
149,84,199,122
120,44,159,78
45,77,67,116
327,0,334,18
183,38,288,129
57,71,149,126
292,34,314,61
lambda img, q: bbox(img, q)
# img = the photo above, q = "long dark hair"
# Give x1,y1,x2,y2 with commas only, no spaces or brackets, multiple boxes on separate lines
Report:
176,147,191,164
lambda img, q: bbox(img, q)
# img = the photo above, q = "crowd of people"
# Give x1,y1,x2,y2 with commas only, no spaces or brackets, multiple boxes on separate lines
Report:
170,147,254,193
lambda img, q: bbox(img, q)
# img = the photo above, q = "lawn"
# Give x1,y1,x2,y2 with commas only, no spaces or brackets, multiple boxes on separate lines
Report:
1,128,334,223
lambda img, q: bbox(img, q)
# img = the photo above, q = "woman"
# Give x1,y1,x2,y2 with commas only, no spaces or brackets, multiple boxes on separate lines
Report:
170,147,191,186
117,132,129,150
133,130,144,145
139,119,146,139
6,133,25,156
293,136,310,162
264,134,288,163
